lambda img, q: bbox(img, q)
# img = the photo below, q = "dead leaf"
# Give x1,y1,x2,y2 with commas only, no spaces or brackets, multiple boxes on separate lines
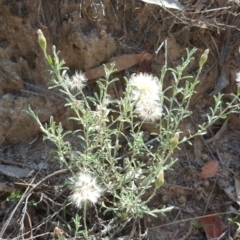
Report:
139,51,154,72
199,213,223,239
0,182,16,193
84,51,154,81
199,161,219,180
141,0,184,10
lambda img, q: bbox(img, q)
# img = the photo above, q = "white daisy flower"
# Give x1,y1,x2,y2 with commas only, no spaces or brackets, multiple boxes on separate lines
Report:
65,71,88,92
128,72,162,122
69,173,103,209
236,72,240,87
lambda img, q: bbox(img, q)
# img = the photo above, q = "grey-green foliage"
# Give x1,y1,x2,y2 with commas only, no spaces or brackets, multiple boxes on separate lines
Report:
28,31,240,232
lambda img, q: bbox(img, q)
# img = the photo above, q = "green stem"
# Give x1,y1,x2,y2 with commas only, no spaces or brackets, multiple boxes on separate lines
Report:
83,201,88,239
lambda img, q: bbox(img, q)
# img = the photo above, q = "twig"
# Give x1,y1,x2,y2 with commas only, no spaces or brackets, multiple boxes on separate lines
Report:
148,210,240,231
203,177,217,213
0,169,68,237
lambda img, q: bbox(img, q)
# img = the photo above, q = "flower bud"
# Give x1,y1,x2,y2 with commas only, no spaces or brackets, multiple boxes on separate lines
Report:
155,170,164,189
37,29,47,53
199,49,209,68
170,132,179,151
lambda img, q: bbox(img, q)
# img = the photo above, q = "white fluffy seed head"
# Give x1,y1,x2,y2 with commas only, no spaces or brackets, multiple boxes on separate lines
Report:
128,72,163,122
65,71,88,92
134,99,163,122
69,173,103,209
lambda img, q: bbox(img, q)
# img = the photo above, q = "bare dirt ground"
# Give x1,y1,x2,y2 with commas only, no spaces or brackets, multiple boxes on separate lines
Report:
0,0,240,239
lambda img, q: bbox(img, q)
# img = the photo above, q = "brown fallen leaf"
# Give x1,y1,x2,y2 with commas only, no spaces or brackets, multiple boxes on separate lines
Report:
84,51,154,81
0,182,16,193
199,213,223,239
139,51,154,72
199,161,219,180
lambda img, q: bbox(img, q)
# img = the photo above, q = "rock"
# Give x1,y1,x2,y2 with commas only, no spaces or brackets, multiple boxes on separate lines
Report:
0,93,72,144
0,1,117,145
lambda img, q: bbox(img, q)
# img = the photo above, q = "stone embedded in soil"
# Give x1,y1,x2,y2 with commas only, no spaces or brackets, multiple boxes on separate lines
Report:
0,93,75,144
0,1,116,144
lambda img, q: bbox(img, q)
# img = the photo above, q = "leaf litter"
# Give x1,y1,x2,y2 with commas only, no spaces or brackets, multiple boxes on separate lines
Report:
199,213,224,239
199,161,219,180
